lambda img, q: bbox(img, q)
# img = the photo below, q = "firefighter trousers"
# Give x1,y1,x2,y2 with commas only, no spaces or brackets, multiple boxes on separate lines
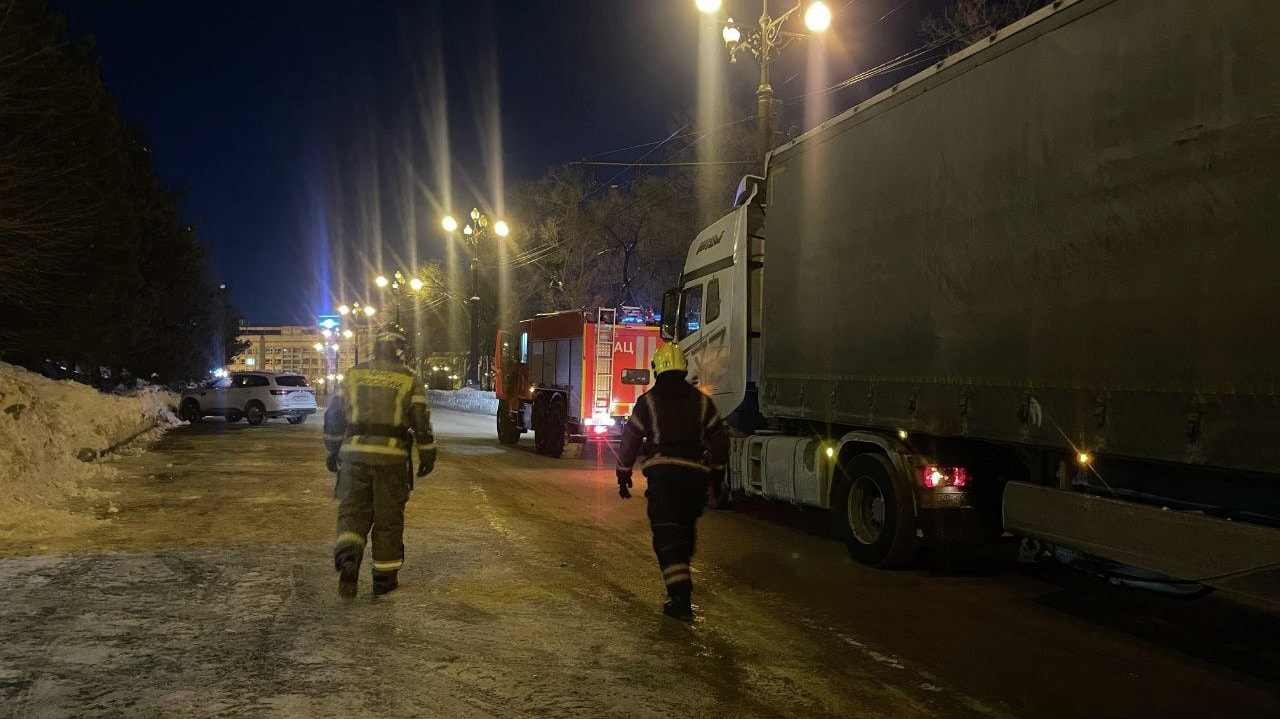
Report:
643,464,710,600
334,460,411,576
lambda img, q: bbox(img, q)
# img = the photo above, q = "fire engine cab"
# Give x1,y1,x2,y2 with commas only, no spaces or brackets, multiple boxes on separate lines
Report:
494,307,663,457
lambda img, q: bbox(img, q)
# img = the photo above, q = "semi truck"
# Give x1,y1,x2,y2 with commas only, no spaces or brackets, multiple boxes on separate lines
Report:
661,0,1280,599
494,307,663,457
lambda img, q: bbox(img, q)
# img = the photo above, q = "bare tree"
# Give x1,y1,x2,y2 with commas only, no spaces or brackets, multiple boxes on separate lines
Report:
921,0,1049,48
504,166,612,314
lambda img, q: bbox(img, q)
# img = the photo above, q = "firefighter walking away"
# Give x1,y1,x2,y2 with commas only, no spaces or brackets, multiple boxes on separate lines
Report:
616,343,728,621
324,324,436,597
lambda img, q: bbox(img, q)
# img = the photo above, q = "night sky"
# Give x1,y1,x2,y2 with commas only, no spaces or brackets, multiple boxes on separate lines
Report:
52,0,947,324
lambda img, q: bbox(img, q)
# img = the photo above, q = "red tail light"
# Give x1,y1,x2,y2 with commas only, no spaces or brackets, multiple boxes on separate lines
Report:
269,389,289,395
921,465,969,488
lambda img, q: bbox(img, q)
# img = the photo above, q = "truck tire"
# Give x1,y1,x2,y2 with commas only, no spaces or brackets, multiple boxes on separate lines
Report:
831,453,918,568
534,395,567,458
496,407,521,445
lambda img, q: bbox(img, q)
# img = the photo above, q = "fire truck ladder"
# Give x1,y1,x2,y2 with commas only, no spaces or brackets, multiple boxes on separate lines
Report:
593,308,617,419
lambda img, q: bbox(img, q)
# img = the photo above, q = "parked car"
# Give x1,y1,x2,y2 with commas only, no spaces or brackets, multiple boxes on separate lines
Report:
178,371,317,426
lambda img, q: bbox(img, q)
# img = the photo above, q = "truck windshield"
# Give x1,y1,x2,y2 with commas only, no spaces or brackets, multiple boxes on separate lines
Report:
679,284,703,339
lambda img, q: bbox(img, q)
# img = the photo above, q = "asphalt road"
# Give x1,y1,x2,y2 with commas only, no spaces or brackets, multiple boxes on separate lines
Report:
1,408,1277,718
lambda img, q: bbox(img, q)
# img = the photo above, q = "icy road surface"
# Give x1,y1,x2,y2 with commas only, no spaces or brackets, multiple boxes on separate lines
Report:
1,409,1278,718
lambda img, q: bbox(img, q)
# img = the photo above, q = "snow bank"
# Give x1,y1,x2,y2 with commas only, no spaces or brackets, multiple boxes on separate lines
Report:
0,362,180,538
428,388,499,416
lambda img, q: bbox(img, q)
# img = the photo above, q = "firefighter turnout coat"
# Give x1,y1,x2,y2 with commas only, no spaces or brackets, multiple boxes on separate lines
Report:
617,372,729,475
324,358,435,466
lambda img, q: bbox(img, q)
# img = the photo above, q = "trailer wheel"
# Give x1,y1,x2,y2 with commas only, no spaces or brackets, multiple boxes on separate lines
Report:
831,453,918,568
496,406,521,445
534,394,566,458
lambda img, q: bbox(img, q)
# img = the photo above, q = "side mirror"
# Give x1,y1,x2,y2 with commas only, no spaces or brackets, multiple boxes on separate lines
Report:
620,368,651,386
660,289,680,341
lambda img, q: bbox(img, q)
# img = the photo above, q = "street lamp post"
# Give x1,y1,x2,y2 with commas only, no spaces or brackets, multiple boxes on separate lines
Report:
698,0,832,166
441,208,510,387
337,301,377,366
315,333,340,378
374,270,426,329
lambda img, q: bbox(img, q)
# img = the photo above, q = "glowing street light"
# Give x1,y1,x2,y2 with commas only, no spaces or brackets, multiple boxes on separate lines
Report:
442,206,511,386
698,1,834,165
804,1,831,31
374,269,426,327
336,301,376,365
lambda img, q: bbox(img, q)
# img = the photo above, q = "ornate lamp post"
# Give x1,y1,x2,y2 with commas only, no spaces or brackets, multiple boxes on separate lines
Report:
336,301,377,366
697,0,833,165
374,270,426,327
441,208,510,386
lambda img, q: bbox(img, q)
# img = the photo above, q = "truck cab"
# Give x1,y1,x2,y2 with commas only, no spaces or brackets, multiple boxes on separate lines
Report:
660,177,765,429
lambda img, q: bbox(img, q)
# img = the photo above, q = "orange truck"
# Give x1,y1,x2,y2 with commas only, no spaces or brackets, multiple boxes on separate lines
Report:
494,308,662,457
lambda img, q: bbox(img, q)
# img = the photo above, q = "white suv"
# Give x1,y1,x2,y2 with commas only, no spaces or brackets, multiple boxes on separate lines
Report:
179,371,318,426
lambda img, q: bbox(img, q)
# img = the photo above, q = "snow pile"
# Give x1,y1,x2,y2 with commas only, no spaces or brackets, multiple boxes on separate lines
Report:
428,388,499,415
0,362,179,537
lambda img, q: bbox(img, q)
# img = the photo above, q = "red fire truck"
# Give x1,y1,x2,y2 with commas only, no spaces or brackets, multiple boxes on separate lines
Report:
494,308,663,457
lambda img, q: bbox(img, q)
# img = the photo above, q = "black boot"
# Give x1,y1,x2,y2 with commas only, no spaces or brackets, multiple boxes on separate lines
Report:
336,550,360,599
372,570,399,596
662,594,693,622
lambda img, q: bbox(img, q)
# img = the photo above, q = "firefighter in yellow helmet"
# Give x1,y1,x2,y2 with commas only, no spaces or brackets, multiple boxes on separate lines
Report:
616,343,728,621
324,324,436,597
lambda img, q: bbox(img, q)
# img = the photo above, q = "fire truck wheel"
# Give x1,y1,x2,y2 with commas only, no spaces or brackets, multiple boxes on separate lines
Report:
497,408,521,445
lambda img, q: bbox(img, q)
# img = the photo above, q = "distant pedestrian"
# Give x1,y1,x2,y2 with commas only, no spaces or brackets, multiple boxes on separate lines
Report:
616,343,728,621
324,324,436,597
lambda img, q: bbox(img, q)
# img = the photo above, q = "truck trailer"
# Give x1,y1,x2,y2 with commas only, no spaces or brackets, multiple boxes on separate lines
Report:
494,308,663,457
661,0,1280,599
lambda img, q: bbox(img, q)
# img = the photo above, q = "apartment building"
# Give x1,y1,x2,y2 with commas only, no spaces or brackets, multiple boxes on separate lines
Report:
227,324,361,380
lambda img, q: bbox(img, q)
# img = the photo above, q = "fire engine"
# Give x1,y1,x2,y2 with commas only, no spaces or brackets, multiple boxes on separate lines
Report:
494,307,663,457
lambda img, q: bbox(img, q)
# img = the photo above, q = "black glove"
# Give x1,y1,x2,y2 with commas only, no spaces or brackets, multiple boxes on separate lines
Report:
416,448,437,478
326,453,340,473
616,469,633,499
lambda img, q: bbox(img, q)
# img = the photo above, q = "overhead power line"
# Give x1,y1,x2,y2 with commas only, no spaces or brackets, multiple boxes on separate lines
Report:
572,160,756,168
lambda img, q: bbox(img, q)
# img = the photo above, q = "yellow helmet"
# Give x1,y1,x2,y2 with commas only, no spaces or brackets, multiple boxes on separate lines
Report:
651,343,687,375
